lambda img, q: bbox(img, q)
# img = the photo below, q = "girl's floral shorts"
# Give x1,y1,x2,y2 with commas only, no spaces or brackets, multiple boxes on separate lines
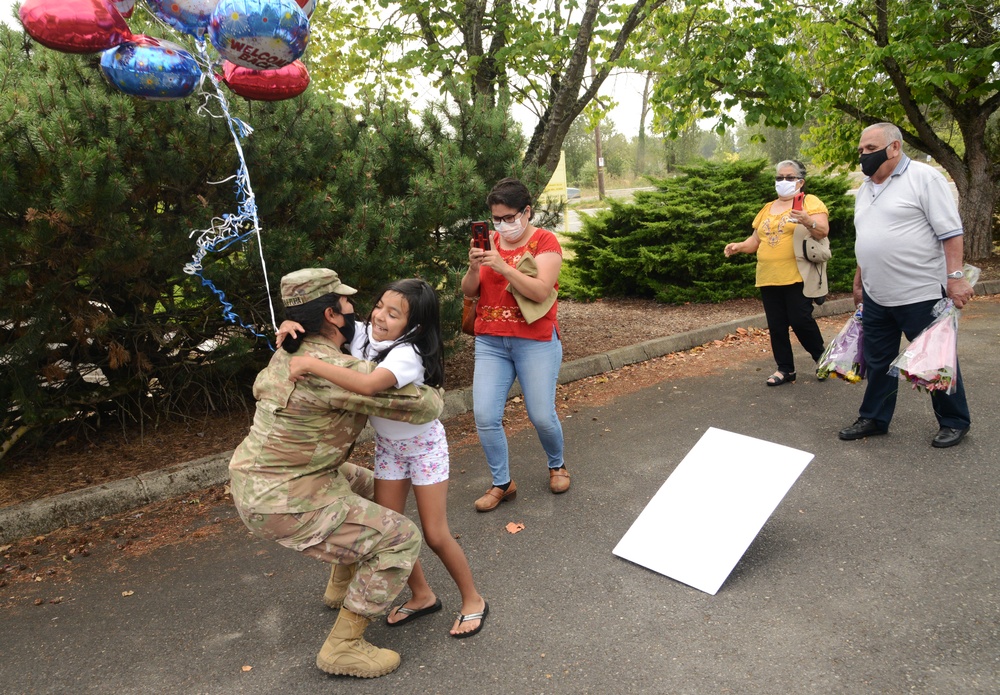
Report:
374,420,449,486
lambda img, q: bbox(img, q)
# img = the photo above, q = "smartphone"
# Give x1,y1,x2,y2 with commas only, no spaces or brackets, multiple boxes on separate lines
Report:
792,192,805,211
471,221,491,251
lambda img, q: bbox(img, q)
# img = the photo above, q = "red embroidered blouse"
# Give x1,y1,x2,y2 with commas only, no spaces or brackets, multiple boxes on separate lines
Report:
475,228,561,341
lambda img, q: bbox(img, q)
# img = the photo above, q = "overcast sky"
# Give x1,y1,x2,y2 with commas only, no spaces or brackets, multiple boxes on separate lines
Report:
1,1,16,26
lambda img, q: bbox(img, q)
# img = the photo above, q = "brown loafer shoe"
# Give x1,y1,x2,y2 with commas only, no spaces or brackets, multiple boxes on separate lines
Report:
474,482,517,512
548,467,570,494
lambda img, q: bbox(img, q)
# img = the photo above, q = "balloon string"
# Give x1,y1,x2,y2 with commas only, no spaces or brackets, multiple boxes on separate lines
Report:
181,40,279,348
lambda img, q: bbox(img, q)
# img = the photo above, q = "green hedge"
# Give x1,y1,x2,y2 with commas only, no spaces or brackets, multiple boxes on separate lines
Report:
562,159,857,303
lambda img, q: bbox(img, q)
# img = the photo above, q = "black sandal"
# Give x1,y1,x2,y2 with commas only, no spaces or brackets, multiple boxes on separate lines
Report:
450,601,489,639
385,597,443,627
766,370,796,386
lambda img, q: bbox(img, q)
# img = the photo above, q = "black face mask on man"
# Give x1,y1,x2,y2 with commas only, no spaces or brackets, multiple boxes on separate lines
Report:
859,146,891,177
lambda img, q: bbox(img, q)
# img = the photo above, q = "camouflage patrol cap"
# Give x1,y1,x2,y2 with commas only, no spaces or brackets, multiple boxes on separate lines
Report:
280,268,358,307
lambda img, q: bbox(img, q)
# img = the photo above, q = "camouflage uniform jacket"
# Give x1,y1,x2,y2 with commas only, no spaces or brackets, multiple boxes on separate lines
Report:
229,335,445,515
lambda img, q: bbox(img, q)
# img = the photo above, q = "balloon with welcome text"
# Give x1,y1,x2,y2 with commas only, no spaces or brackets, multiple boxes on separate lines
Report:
208,0,310,71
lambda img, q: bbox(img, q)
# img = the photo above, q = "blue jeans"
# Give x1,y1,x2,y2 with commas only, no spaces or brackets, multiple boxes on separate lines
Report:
859,291,971,431
473,330,564,486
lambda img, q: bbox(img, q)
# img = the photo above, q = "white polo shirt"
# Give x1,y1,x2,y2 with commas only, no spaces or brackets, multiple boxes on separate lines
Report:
854,155,963,307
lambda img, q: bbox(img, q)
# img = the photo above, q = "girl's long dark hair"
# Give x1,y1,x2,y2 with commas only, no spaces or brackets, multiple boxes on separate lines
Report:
280,293,345,353
362,278,444,388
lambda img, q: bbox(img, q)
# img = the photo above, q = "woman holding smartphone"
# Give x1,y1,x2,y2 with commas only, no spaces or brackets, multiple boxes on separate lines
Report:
723,160,830,386
461,177,567,512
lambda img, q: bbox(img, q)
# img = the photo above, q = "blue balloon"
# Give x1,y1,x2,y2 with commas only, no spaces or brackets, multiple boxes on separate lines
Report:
99,36,203,100
146,0,221,38
209,0,309,70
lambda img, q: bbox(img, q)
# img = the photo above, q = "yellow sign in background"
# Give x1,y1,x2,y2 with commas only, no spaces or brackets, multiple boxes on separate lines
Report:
537,150,568,205
537,151,569,233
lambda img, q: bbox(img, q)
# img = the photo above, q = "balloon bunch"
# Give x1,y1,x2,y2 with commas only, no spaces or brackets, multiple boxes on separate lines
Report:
19,0,313,101
19,0,318,342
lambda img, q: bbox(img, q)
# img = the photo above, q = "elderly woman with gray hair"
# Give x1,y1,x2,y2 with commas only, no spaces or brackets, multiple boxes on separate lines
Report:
724,160,830,386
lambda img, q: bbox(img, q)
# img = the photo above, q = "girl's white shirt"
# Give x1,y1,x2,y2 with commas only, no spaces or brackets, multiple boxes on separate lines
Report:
349,322,435,440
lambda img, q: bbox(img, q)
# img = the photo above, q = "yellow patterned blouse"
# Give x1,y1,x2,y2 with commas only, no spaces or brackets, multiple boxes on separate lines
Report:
752,194,828,287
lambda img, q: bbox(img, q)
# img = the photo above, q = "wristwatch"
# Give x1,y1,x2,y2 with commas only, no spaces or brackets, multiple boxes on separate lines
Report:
809,221,817,230
947,270,964,279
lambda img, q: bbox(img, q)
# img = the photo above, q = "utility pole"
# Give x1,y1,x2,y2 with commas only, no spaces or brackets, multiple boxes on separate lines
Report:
591,58,606,200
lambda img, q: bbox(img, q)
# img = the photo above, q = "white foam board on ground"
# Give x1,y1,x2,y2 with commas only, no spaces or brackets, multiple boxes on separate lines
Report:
613,426,813,595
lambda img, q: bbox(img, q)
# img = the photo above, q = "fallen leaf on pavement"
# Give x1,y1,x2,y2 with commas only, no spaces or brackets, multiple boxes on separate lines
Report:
121,590,134,597
242,666,252,672
505,522,525,534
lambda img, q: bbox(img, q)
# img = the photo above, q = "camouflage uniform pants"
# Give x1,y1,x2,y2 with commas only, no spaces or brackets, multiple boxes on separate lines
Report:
236,463,421,619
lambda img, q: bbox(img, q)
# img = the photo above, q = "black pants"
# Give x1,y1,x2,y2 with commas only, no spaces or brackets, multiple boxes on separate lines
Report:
759,283,825,374
859,291,970,431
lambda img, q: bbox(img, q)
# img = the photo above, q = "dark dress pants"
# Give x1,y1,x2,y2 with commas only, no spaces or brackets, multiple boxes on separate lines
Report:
759,283,826,374
859,291,971,431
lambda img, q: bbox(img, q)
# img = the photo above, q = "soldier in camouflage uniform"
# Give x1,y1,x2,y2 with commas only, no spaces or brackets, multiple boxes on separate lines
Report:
229,268,445,679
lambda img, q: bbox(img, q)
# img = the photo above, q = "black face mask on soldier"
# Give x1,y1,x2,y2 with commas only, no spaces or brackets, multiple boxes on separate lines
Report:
859,146,891,177
337,313,356,343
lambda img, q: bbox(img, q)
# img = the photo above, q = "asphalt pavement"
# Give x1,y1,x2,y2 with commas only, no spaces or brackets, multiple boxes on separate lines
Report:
2,295,998,694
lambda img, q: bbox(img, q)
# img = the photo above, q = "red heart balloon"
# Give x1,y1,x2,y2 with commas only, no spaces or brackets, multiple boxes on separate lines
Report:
222,60,310,101
20,0,133,54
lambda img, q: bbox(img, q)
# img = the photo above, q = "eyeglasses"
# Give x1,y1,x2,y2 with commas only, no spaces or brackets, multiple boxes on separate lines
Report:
491,209,526,225
774,176,802,182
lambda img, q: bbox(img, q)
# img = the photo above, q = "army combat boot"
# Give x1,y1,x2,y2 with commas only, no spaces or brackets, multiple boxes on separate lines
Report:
323,563,356,609
316,607,401,678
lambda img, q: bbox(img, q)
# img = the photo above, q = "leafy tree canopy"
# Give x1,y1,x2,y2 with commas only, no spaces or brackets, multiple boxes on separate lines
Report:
309,0,670,179
647,0,1000,258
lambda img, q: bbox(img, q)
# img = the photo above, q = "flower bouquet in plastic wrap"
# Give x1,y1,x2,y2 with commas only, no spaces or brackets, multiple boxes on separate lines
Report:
889,265,980,394
816,304,866,383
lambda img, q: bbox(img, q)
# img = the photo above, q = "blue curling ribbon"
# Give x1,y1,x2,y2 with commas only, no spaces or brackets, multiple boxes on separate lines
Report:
182,39,279,350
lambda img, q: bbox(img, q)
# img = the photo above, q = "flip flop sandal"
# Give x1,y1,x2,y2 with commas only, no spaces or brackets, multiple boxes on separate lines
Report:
385,597,443,627
450,600,489,639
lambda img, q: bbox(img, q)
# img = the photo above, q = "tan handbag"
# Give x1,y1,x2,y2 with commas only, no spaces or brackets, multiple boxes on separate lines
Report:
462,296,478,336
792,223,830,300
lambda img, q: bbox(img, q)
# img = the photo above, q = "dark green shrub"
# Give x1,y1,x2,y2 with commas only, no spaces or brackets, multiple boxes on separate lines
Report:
562,159,856,302
0,24,526,457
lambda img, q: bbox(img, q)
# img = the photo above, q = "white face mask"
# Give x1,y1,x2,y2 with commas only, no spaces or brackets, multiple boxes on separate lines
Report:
495,212,527,241
775,180,799,198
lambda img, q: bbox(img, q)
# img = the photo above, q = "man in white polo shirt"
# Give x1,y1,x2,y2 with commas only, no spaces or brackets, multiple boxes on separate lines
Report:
838,122,975,448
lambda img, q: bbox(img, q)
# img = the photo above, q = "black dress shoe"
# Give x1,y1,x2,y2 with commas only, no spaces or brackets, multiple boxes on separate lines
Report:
838,417,887,441
931,426,969,448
